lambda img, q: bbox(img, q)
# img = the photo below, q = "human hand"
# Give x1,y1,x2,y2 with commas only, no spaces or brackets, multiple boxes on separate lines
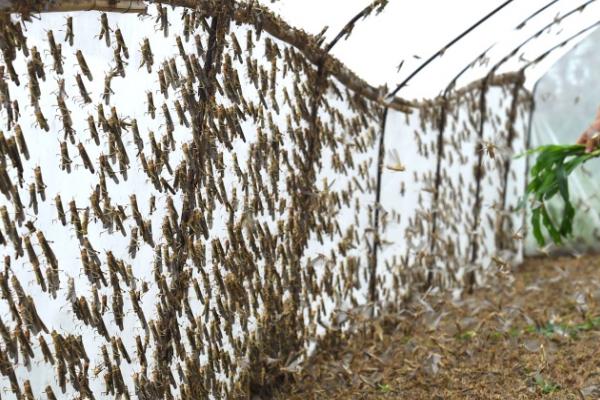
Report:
576,130,600,153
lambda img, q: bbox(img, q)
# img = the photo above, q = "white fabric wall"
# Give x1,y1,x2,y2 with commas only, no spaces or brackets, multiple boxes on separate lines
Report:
0,6,532,399
378,84,529,305
0,8,383,398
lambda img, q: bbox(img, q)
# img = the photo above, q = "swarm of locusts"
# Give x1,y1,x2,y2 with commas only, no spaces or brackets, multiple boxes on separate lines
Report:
0,1,532,399
0,2,389,398
376,78,529,299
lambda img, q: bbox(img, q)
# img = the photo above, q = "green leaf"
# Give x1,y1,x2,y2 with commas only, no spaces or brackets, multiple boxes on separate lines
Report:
531,207,544,246
526,175,543,194
555,164,569,203
522,143,600,248
543,185,560,201
537,170,558,199
541,205,561,244
565,154,593,173
529,145,580,176
560,201,575,237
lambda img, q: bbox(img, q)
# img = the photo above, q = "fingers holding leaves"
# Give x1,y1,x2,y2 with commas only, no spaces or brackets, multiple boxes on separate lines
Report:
586,132,600,153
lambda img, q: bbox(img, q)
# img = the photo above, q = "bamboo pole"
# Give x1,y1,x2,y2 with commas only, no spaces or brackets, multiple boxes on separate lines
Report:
0,1,532,111
0,0,414,112
0,0,146,13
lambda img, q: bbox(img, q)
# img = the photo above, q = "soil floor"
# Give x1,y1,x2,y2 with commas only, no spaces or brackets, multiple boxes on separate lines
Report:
275,255,600,399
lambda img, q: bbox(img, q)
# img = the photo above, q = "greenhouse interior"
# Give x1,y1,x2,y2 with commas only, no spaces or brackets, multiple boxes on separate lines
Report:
1,0,600,399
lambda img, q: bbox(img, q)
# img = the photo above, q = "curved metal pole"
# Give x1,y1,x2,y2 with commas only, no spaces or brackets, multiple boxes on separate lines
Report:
369,107,388,309
323,0,388,54
521,19,600,70
425,99,448,291
516,0,561,29
498,80,525,250
521,81,538,251
443,0,577,97
386,0,515,98
443,45,495,97
485,0,597,80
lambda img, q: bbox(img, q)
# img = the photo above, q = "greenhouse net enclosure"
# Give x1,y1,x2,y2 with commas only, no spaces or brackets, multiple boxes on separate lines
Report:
0,1,597,399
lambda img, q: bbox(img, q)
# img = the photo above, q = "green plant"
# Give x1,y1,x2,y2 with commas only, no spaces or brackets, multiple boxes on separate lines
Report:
534,375,560,395
523,144,600,246
378,383,392,393
508,326,522,338
455,330,477,341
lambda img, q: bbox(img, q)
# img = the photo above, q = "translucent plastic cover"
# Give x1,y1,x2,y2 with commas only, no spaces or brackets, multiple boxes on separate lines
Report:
526,27,600,255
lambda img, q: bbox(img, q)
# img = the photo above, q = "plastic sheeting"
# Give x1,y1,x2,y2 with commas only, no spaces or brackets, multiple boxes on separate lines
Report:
526,26,600,255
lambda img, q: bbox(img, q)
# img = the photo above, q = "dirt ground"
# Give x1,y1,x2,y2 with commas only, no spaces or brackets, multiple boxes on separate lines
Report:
275,255,600,399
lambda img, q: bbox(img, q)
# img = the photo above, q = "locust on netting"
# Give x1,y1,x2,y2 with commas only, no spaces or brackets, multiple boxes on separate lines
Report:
522,144,600,246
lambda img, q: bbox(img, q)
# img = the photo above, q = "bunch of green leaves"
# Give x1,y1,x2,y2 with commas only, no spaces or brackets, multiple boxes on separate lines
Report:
524,144,600,246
